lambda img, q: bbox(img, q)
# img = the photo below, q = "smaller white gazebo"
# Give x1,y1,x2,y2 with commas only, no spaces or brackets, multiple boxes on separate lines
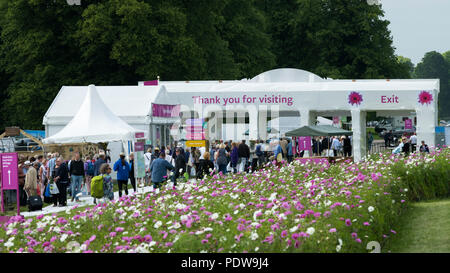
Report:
43,85,144,145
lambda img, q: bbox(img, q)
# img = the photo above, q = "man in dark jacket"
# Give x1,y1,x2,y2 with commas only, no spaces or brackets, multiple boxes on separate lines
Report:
173,148,186,186
94,154,106,176
69,152,84,202
54,157,69,207
238,140,250,172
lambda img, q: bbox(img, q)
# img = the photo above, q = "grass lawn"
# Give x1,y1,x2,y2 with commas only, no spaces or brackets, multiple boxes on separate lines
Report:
384,198,450,253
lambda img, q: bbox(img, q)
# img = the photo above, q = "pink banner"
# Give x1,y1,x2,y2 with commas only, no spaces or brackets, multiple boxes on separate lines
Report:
298,136,312,151
186,132,205,140
333,116,339,124
144,80,158,86
134,142,144,152
185,125,204,133
152,104,180,117
1,153,18,190
135,132,145,139
405,119,412,130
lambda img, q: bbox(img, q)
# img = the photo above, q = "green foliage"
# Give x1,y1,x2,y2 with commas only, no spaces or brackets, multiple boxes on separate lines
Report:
0,0,418,130
391,151,450,201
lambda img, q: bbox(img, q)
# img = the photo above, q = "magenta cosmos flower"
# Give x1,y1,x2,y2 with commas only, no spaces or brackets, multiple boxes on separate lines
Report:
348,92,363,106
418,91,433,105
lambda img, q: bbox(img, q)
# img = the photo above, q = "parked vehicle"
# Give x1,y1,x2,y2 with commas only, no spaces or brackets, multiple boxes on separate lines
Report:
14,138,41,151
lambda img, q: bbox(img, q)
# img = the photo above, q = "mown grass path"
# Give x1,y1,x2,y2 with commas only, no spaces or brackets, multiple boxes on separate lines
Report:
384,199,450,253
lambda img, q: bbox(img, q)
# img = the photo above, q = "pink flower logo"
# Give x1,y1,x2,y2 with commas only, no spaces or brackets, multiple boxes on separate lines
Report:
348,92,363,106
418,91,433,105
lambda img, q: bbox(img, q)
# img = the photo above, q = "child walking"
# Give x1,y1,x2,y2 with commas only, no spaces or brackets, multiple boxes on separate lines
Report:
100,163,114,203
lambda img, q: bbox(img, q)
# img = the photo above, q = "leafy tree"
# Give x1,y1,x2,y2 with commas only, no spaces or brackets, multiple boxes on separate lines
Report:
415,51,450,119
397,56,415,78
261,0,409,79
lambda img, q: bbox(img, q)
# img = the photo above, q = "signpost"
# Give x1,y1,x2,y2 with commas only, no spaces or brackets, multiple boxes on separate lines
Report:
0,153,20,215
134,133,146,179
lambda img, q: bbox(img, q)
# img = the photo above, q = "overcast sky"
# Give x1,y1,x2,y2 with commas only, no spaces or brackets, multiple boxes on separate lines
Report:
379,0,450,64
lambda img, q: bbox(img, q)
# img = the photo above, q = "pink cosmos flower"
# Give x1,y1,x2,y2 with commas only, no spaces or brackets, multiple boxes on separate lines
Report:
329,228,336,233
115,227,124,232
345,219,352,226
418,91,433,105
351,232,358,239
348,92,363,106
363,222,370,226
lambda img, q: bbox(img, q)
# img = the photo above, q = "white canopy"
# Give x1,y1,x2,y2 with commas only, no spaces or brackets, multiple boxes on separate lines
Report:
43,85,144,144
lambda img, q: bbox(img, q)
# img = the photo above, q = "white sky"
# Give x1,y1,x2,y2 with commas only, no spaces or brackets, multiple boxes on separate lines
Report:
380,0,450,64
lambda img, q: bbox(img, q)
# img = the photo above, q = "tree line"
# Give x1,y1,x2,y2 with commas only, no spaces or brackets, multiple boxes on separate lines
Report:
0,0,447,131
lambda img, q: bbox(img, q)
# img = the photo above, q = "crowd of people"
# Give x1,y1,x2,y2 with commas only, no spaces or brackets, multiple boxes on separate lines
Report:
10,149,137,208
6,133,431,210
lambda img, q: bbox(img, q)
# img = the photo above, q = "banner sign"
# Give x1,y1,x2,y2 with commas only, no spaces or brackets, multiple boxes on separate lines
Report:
186,140,207,147
135,132,145,139
152,103,180,118
333,116,340,124
405,119,413,130
185,125,204,133
1,153,20,214
186,132,205,140
135,151,146,178
134,142,144,152
298,136,312,151
1,153,18,190
144,80,158,86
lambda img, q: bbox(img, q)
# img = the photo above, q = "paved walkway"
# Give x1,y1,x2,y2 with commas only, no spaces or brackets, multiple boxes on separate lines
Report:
20,182,174,218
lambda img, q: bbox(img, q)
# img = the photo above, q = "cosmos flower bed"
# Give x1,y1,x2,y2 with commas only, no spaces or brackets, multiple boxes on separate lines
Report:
1,148,448,253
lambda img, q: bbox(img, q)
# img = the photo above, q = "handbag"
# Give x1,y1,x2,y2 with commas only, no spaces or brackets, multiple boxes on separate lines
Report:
44,183,52,197
49,182,60,195
190,167,196,177
226,162,232,172
276,153,283,162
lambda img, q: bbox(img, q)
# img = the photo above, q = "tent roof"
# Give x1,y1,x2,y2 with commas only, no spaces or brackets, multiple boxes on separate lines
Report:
285,125,353,137
44,85,160,122
43,85,144,144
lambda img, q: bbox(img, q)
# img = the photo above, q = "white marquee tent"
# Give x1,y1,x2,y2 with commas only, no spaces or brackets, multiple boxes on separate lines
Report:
43,85,144,144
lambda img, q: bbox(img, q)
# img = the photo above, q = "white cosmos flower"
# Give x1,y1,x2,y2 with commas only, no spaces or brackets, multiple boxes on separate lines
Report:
336,244,342,252
154,221,162,229
306,227,315,235
211,213,219,220
60,234,68,242
250,232,259,240
368,206,375,212
290,226,299,233
4,241,14,248
338,239,343,246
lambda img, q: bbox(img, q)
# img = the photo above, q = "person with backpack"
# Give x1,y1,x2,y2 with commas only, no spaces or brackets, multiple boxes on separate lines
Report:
255,140,264,168
150,151,174,189
84,156,94,195
238,140,250,173
286,139,293,163
114,153,131,198
214,144,228,175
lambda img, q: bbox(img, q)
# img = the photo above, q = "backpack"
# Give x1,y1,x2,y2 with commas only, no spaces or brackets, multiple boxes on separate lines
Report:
86,162,95,176
255,144,263,156
91,175,104,198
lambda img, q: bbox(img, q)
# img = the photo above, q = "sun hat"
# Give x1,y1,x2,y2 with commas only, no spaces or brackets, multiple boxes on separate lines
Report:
24,160,31,166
